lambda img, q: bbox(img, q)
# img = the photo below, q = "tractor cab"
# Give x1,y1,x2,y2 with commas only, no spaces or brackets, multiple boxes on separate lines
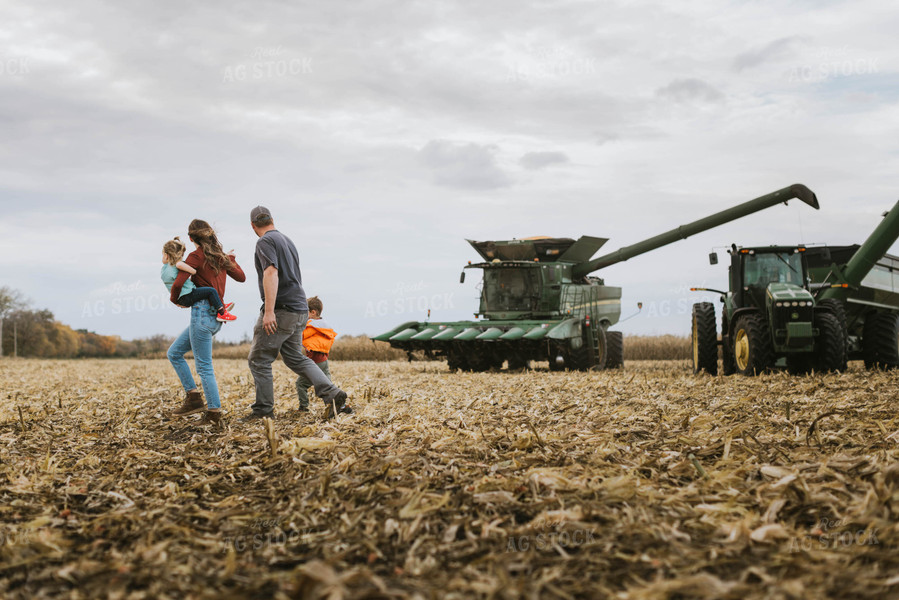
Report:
729,246,810,310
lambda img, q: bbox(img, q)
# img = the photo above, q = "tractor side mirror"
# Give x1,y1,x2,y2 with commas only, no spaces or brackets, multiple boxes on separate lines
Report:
709,252,719,265
459,271,465,284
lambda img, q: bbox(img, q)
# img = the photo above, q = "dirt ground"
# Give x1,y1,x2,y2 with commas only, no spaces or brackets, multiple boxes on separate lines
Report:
1,358,897,599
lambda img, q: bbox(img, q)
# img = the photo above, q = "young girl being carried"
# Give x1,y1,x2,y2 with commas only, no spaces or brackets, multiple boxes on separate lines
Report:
161,237,237,322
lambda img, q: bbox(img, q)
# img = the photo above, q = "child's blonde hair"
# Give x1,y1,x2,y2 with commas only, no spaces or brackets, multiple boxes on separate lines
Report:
308,296,323,315
162,237,186,266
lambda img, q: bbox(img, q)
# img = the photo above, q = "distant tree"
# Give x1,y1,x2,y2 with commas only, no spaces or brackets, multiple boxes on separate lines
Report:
50,322,81,357
0,287,28,358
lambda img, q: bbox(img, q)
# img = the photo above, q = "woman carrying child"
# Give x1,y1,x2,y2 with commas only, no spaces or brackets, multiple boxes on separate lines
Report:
166,219,246,426
161,236,237,322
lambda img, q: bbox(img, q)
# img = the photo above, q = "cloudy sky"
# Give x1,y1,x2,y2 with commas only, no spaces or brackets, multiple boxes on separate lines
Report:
1,0,897,342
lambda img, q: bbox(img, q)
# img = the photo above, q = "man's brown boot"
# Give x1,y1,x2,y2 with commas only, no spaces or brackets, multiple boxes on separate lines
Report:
197,410,222,428
171,390,205,417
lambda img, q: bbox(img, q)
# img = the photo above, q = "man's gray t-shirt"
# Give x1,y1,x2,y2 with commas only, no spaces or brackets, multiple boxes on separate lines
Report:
254,230,308,312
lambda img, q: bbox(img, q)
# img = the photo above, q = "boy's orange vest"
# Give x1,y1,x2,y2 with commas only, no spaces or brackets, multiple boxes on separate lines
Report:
303,318,337,355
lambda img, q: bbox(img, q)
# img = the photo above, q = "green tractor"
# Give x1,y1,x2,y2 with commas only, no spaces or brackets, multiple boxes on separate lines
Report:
374,184,819,371
691,199,899,375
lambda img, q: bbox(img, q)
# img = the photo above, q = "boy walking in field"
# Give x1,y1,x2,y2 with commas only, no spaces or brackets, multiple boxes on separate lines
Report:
295,296,341,412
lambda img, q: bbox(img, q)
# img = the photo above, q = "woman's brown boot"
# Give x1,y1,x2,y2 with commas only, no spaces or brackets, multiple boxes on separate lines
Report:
172,390,205,417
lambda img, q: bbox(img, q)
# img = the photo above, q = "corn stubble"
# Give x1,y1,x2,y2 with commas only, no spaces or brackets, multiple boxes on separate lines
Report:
0,358,897,599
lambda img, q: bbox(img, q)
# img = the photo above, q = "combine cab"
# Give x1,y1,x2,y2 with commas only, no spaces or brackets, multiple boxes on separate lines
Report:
375,184,819,371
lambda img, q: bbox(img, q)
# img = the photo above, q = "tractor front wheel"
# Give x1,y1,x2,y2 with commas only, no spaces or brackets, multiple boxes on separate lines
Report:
691,302,718,375
732,313,774,376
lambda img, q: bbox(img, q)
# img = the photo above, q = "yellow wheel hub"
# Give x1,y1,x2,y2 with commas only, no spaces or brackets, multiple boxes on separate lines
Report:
734,328,750,371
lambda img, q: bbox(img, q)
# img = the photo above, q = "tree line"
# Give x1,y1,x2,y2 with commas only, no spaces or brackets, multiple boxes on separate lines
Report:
0,286,244,359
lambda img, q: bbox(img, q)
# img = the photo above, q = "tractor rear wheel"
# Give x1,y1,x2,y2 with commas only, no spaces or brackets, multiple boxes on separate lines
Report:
732,313,774,376
816,299,848,370
605,331,624,369
814,312,845,373
863,311,899,370
691,302,718,375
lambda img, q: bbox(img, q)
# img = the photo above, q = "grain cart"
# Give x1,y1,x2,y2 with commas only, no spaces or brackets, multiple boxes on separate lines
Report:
691,199,899,375
374,184,819,371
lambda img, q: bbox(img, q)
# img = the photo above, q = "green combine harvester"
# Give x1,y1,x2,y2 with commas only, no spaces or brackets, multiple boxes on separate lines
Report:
691,198,899,375
374,184,819,371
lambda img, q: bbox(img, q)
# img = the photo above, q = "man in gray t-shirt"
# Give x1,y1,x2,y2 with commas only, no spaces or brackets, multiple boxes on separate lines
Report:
243,206,352,420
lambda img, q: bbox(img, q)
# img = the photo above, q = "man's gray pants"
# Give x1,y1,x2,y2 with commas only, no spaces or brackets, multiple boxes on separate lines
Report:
296,360,330,409
248,309,340,415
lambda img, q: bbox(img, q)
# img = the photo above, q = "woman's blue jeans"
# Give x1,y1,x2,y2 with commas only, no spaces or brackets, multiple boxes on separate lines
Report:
167,300,223,409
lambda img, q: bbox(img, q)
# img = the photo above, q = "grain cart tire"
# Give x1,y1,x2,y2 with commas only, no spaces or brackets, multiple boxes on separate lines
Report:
721,315,736,375
816,299,848,370
863,313,879,370
691,302,718,375
570,326,607,371
814,312,845,373
864,311,899,370
732,313,774,376
605,331,624,369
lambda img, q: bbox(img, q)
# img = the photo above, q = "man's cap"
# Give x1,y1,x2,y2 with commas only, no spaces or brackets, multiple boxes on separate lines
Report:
250,206,272,223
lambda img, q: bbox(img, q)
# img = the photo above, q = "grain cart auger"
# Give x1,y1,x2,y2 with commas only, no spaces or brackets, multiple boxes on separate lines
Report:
691,198,899,376
375,184,819,372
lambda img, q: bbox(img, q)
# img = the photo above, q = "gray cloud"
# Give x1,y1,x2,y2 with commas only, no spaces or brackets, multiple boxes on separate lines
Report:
519,151,570,170
655,78,725,104
419,140,511,190
733,37,801,71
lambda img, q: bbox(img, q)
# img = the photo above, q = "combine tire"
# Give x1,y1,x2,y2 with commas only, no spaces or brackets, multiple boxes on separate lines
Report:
813,312,845,373
721,315,736,375
816,299,848,370
570,327,607,371
506,356,532,371
863,311,899,370
691,302,718,375
446,348,470,372
732,313,774,376
606,331,624,369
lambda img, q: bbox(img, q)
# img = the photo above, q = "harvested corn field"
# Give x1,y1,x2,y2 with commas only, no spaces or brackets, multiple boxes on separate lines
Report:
1,358,898,599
